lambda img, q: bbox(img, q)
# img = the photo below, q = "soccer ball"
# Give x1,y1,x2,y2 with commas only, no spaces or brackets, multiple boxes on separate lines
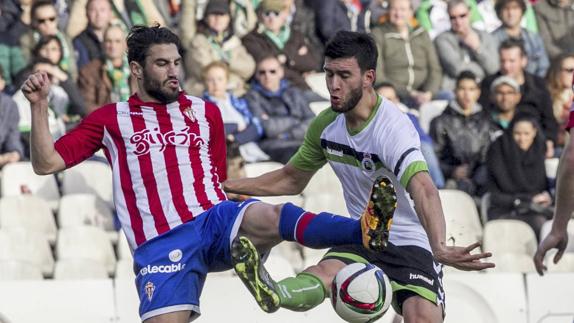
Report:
331,263,392,323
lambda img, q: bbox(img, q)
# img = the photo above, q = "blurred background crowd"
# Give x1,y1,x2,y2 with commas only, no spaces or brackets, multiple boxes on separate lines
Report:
0,0,573,240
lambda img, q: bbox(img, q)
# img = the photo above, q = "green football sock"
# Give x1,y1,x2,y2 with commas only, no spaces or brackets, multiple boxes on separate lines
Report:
275,272,327,312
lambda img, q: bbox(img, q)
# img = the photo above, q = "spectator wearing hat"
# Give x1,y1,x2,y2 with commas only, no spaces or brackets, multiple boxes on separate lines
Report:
242,0,322,91
488,75,522,133
479,38,557,158
492,0,549,77
184,0,255,96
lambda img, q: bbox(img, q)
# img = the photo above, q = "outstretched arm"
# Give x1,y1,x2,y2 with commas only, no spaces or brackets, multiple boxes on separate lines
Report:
408,171,495,271
21,71,66,175
533,128,574,275
224,163,315,196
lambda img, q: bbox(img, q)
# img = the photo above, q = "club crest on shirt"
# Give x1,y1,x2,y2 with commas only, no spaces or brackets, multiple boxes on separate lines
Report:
183,107,196,123
361,153,375,173
145,281,155,301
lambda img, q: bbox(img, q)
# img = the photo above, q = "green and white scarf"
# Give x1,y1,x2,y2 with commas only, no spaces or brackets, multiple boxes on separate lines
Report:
263,25,291,50
106,57,131,102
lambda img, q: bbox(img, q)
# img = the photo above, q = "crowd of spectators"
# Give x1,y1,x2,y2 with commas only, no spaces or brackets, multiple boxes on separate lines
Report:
1,0,573,238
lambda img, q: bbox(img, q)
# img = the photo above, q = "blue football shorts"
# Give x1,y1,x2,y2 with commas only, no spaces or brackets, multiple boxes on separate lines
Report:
132,199,259,321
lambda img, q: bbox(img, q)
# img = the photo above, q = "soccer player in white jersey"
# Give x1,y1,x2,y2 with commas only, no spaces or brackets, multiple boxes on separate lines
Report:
22,25,396,323
225,31,495,322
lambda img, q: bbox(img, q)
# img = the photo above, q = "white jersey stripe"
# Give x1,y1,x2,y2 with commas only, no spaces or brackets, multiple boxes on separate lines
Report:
166,103,203,216
191,98,220,204
142,106,183,229
116,102,157,240
102,126,137,249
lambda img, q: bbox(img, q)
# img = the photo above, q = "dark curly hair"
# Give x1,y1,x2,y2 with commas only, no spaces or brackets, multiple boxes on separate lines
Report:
126,24,184,66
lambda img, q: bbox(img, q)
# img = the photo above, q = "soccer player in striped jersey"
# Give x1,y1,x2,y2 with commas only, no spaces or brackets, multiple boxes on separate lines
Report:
225,31,495,322
22,25,394,323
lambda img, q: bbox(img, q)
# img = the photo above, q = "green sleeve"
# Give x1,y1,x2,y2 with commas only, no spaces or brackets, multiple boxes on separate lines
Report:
289,109,338,172
400,161,429,188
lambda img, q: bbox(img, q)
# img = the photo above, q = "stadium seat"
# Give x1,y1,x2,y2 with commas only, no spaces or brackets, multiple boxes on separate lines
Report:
57,194,117,243
0,195,57,244
114,259,135,279
115,278,141,323
53,259,109,280
540,219,574,253
487,253,536,273
546,252,574,272
527,273,574,323
0,260,43,280
244,161,284,177
302,165,347,215
0,229,54,276
545,157,560,180
444,273,528,323
116,230,133,261
418,100,448,134
0,279,115,322
438,190,483,248
269,241,305,273
61,160,113,207
264,254,297,280
56,226,117,275
483,219,538,257
0,162,60,210
305,72,329,100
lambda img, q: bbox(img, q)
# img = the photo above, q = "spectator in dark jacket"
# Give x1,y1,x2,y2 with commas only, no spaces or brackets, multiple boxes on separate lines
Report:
486,115,552,239
242,0,322,90
73,0,113,69
430,70,494,196
479,39,558,158
311,0,371,45
244,55,315,164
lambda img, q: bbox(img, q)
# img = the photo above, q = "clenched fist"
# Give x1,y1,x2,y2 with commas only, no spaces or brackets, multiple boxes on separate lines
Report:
21,71,51,105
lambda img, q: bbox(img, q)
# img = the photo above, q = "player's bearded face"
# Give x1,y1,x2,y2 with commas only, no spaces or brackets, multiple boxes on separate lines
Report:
143,68,180,104
332,82,363,113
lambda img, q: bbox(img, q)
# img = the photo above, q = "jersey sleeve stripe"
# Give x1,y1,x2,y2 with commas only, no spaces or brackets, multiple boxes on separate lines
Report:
399,161,429,188
393,147,418,176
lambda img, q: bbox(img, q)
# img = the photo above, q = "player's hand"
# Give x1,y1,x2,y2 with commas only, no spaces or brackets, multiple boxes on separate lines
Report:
21,71,51,104
434,242,495,271
533,230,568,276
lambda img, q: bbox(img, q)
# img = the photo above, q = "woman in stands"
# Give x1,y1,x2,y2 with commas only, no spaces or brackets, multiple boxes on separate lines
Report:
486,115,552,239
546,53,574,155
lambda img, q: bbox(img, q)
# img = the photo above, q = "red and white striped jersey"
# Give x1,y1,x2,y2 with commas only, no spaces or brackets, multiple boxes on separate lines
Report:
54,92,227,249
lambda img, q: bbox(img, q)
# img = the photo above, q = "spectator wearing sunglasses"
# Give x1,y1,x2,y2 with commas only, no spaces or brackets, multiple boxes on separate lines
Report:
19,0,78,81
244,55,315,164
434,0,499,91
242,0,322,91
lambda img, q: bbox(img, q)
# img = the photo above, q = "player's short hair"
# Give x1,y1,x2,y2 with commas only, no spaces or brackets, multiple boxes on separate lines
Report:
324,31,378,73
201,60,230,81
495,0,526,19
499,38,526,57
455,70,479,88
126,24,183,66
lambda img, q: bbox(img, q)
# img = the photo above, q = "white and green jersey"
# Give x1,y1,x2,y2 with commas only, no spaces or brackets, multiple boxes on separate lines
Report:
290,95,431,251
